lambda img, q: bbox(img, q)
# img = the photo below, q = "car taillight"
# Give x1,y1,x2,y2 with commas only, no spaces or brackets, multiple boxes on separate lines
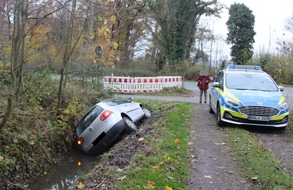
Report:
77,137,84,145
100,110,113,121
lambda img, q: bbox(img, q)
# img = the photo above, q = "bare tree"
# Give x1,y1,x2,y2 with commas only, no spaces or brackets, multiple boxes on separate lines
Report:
57,0,76,108
0,0,28,129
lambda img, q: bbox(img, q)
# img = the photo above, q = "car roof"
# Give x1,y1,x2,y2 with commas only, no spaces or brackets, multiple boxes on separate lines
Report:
224,64,266,74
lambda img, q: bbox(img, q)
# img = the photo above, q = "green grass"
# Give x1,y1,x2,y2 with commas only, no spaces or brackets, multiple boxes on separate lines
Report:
226,128,293,189
116,101,194,190
285,110,293,138
131,86,193,97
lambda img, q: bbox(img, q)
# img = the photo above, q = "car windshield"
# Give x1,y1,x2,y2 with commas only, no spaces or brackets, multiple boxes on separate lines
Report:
75,105,104,136
103,98,129,106
226,72,278,91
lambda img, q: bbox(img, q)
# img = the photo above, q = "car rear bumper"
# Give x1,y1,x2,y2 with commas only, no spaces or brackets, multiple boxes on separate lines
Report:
85,119,125,155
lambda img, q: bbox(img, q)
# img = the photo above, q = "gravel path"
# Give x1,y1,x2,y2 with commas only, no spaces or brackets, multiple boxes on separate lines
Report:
187,104,256,190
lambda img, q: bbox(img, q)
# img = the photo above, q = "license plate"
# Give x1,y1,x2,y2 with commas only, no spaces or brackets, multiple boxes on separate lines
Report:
248,115,270,121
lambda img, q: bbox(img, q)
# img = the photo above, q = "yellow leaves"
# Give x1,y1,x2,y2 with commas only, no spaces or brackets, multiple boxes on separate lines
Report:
76,182,85,189
155,161,165,168
143,181,173,190
175,138,181,144
138,137,145,141
165,186,173,190
143,181,156,189
61,100,79,122
112,42,119,50
155,156,175,169
166,157,173,162
99,26,110,39
110,15,116,23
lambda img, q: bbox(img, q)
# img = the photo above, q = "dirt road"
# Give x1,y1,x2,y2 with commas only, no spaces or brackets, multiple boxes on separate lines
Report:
187,104,256,190
187,104,293,190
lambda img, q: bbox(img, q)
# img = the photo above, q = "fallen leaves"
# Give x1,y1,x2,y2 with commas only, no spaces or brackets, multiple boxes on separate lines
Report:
187,141,193,146
167,156,173,162
175,138,181,144
138,137,145,141
204,175,213,179
117,175,127,181
144,180,156,189
165,185,173,190
104,172,109,177
76,182,85,189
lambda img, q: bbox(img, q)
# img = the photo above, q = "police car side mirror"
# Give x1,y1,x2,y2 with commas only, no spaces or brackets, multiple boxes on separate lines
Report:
212,82,220,88
278,86,284,91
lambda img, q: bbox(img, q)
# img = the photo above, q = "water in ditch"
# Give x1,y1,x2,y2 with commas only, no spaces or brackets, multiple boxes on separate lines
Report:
29,149,99,190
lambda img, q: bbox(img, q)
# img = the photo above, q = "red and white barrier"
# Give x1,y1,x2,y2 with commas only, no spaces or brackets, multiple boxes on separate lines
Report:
103,75,182,93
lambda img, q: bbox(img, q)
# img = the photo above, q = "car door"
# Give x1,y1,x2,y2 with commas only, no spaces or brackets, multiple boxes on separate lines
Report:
210,71,224,112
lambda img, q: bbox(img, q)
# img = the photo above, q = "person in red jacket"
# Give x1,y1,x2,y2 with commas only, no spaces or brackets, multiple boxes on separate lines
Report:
197,74,211,103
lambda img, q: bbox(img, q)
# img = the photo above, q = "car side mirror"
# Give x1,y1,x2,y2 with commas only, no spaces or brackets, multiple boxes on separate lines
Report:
212,82,220,88
128,97,133,102
278,86,284,91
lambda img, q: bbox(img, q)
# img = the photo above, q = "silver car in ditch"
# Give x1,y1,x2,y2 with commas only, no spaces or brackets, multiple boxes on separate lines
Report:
74,97,151,155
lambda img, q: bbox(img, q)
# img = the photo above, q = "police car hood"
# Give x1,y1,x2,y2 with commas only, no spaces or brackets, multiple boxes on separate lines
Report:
229,89,282,107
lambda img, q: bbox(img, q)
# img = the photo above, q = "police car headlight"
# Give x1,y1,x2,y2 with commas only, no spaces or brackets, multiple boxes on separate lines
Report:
224,96,240,107
278,101,288,110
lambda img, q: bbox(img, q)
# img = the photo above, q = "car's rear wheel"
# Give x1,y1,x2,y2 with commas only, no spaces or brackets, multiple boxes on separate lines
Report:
143,108,151,118
123,117,137,132
216,104,224,126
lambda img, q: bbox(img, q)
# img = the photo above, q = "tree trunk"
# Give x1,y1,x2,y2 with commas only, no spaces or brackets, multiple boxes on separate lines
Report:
15,1,27,102
57,0,76,108
0,0,24,129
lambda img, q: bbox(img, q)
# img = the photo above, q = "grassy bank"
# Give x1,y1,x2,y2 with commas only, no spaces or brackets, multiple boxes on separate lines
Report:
84,100,194,189
226,127,293,189
115,101,194,189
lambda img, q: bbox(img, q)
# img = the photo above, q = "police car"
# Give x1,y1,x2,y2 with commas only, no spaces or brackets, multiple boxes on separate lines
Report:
209,64,289,129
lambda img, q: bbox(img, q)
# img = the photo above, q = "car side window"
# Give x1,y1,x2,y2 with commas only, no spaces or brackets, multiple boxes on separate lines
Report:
218,72,224,90
75,105,104,136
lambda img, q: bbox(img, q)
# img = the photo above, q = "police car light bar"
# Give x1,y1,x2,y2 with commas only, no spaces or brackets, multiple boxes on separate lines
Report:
226,64,262,71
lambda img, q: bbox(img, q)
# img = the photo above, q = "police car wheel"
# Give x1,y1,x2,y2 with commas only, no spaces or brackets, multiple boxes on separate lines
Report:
209,99,214,114
216,105,224,126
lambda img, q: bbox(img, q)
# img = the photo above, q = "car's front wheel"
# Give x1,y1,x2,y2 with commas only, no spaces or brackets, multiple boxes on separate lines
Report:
209,98,215,114
143,108,151,118
216,104,224,126
123,117,137,132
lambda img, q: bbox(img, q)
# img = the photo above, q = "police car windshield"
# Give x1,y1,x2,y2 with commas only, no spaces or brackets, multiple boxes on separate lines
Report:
226,73,278,91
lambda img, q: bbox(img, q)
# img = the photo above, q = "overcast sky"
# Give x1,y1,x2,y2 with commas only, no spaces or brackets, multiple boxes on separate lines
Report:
212,0,293,53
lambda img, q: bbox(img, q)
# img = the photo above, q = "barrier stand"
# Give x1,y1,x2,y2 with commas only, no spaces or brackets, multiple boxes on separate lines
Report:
103,75,182,93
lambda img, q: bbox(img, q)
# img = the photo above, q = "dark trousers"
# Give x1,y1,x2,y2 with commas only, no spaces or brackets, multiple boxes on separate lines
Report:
199,89,207,102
